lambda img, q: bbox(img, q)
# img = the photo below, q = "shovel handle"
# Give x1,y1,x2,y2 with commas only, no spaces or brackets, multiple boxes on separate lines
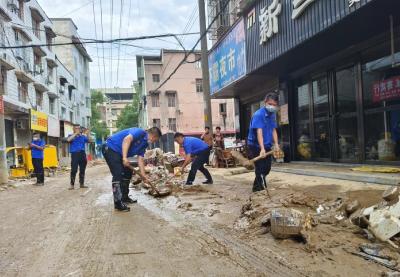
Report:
250,150,275,163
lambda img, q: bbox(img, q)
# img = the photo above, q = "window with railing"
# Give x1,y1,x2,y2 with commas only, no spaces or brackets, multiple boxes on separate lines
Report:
46,33,52,51
152,118,161,129
151,94,160,107
196,78,203,92
168,118,177,132
61,107,66,119
18,80,28,103
49,97,55,115
17,0,24,20
152,74,160,83
34,53,42,75
167,92,176,107
35,90,43,109
32,18,40,39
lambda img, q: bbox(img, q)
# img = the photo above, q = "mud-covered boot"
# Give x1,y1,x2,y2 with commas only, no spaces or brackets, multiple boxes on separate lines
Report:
114,202,130,212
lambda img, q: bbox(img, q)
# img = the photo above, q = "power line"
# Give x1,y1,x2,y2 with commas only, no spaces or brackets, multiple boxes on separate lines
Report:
109,0,114,87
153,0,229,92
0,32,200,49
115,0,124,86
92,1,103,90
100,0,107,89
60,0,98,17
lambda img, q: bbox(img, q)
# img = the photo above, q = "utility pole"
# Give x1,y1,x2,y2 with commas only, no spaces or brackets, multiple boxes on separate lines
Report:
0,96,7,184
198,0,213,134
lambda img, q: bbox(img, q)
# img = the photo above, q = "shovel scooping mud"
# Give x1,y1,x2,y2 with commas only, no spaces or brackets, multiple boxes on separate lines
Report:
231,149,285,170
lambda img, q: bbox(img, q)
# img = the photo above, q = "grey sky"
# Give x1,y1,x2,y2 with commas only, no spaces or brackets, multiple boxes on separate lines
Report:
38,0,200,89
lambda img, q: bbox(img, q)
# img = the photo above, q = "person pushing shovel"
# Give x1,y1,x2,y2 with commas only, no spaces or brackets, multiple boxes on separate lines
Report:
102,127,162,211
247,92,281,192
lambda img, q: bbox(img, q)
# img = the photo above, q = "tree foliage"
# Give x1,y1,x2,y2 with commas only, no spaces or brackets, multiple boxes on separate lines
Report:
90,89,109,140
116,90,140,131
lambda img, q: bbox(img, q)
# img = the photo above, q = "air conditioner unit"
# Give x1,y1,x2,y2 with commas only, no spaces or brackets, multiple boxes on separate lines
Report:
15,119,27,130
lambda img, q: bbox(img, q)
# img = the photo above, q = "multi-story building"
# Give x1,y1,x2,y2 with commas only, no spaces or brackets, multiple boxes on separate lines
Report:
96,87,136,135
51,18,92,129
0,0,59,168
136,50,236,142
0,1,92,175
208,0,400,165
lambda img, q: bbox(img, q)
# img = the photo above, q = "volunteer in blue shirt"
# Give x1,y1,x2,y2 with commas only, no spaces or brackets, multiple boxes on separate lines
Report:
102,127,162,212
28,133,45,186
174,133,213,185
67,125,91,190
247,92,280,192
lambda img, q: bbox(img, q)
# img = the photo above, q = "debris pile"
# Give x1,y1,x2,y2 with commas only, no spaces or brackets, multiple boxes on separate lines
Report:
134,149,185,198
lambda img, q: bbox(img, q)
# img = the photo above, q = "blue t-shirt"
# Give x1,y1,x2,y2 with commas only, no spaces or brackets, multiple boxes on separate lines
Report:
183,137,209,155
106,128,148,157
31,139,45,159
68,134,88,153
247,107,278,148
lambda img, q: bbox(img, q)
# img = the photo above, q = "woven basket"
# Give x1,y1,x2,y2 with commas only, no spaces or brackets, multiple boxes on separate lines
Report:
271,208,304,239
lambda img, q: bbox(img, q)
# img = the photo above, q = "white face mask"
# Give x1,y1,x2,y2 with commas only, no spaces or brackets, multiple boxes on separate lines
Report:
265,104,278,113
33,137,40,141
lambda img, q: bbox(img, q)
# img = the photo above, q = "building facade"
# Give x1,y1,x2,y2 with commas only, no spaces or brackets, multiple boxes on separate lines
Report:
96,87,136,135
136,50,236,140
0,0,92,175
208,0,400,165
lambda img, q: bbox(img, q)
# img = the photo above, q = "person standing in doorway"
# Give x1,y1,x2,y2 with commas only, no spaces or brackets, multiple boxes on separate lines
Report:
247,92,280,192
214,126,225,149
28,133,45,186
102,127,162,211
174,133,213,185
201,127,213,148
67,125,91,190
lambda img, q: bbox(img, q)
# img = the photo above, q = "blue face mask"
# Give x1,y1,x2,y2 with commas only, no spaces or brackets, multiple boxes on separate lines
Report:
265,104,278,113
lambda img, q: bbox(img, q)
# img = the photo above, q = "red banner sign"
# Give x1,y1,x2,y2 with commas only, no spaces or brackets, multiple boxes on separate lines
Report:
373,76,400,103
0,96,3,114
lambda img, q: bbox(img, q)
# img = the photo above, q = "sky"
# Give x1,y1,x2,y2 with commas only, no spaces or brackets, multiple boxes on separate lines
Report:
38,0,201,89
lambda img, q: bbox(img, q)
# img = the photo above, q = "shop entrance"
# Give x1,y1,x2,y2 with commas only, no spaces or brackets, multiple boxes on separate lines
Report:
294,65,362,163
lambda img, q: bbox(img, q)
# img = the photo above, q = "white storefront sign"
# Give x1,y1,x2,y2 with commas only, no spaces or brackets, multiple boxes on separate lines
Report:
47,115,60,137
259,0,282,45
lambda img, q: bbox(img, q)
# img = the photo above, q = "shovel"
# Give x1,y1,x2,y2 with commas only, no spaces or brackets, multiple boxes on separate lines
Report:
131,167,160,196
232,149,284,170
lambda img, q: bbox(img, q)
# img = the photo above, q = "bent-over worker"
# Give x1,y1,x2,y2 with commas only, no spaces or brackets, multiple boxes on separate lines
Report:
174,133,213,185
102,127,162,212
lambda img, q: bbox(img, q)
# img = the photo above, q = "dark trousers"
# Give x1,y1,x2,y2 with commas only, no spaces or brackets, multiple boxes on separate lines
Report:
187,148,212,184
102,145,133,204
70,151,87,186
32,158,44,184
248,145,272,192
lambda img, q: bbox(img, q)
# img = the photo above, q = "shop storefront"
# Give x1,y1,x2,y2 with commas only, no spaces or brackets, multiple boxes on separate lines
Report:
209,0,400,164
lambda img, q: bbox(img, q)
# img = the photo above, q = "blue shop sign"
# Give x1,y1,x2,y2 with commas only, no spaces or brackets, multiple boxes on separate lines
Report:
208,18,246,95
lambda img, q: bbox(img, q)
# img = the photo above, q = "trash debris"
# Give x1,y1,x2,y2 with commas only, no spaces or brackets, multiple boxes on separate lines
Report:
383,186,399,203
270,208,305,239
349,250,398,271
346,200,360,215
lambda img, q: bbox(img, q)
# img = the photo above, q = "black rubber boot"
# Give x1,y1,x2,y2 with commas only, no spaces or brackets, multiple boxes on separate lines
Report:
114,202,130,212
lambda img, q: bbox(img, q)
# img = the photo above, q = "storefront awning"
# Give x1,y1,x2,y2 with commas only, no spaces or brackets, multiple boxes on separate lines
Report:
15,70,34,83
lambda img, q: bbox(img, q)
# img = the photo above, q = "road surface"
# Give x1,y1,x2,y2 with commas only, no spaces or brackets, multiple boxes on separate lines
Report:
0,165,301,277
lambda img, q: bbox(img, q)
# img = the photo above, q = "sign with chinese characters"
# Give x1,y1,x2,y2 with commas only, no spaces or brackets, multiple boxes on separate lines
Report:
279,104,289,125
292,0,316,19
259,0,282,44
372,76,400,103
208,18,246,95
30,109,48,132
0,96,3,114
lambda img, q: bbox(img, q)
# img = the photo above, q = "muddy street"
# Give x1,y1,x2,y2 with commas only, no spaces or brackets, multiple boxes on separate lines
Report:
0,165,303,277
